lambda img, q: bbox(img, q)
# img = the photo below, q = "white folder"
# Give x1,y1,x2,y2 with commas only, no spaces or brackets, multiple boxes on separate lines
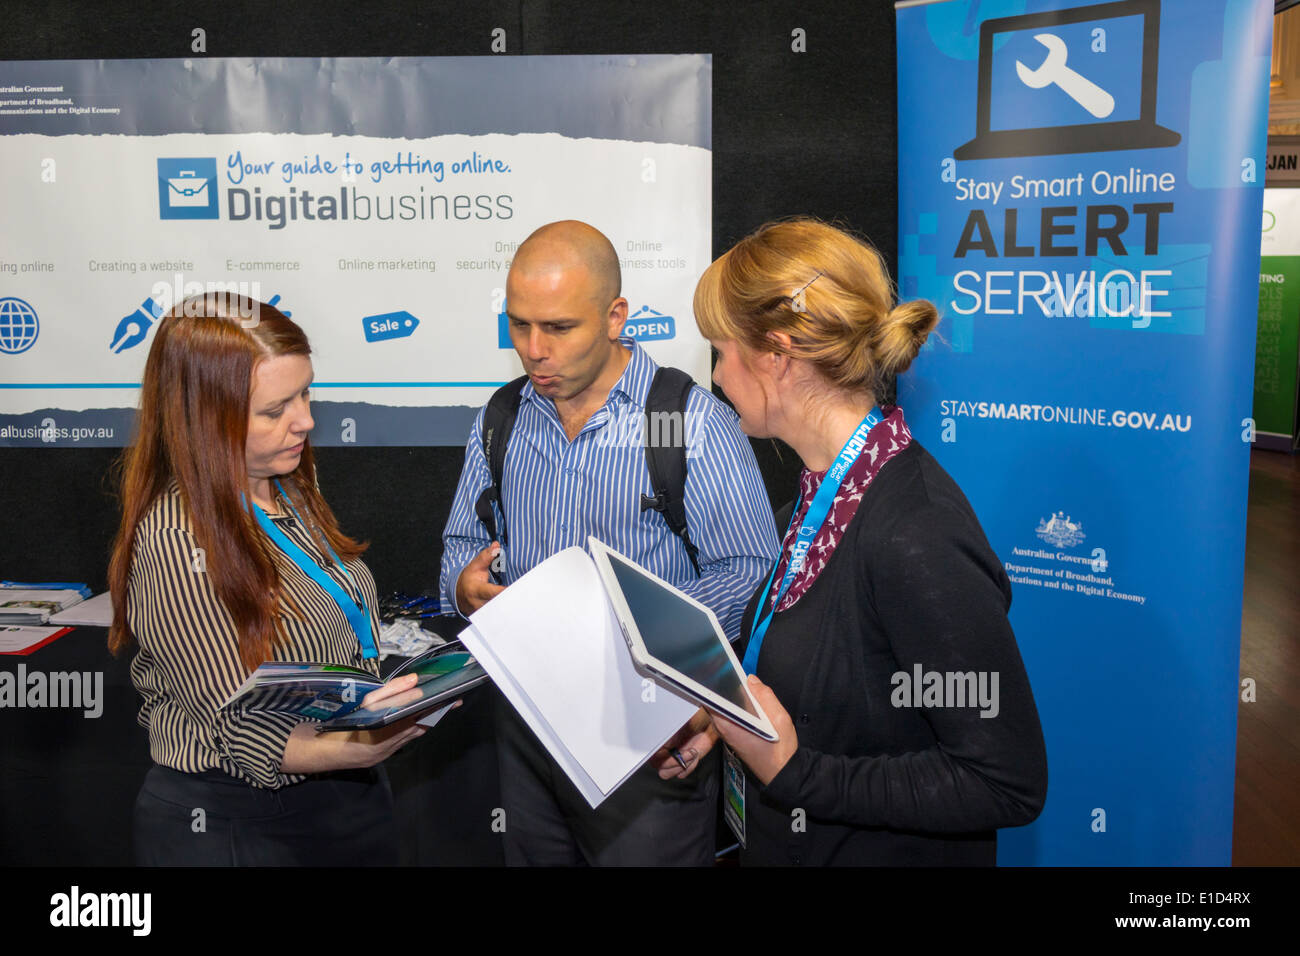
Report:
458,546,696,808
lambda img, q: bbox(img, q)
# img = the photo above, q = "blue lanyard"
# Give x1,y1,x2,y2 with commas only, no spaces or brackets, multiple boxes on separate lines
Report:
742,407,881,674
248,479,377,660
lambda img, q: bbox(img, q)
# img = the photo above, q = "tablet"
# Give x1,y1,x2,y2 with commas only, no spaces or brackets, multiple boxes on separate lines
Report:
588,537,778,741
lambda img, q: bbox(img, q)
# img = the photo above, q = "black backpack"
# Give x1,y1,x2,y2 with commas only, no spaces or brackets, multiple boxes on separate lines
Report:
472,366,702,581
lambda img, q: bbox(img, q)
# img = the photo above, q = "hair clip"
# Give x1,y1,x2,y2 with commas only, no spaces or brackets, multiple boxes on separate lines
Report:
791,271,824,298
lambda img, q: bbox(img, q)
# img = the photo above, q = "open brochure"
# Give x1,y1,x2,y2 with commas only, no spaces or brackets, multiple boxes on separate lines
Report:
223,640,488,731
456,538,774,809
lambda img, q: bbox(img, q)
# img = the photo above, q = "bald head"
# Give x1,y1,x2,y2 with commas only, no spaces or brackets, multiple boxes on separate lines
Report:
511,220,621,308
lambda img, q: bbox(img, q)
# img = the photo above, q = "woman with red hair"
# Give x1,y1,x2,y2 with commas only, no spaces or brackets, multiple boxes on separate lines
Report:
108,293,422,865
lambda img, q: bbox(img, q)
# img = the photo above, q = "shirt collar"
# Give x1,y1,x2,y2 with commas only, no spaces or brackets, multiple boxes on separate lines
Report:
518,336,656,411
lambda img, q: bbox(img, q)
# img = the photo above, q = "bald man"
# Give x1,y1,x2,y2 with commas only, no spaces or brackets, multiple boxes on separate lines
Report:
439,220,778,865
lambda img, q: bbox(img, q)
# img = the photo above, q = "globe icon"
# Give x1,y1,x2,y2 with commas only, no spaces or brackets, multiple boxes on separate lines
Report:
0,298,39,354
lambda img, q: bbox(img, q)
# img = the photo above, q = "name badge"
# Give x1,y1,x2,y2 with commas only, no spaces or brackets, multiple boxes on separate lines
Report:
723,745,746,849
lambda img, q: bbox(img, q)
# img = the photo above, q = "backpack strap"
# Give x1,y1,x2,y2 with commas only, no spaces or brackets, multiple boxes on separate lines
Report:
639,366,702,577
773,498,795,539
473,375,528,554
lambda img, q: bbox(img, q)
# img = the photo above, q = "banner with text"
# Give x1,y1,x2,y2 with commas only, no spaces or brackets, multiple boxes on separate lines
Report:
0,55,711,446
1253,187,1300,445
897,0,1271,864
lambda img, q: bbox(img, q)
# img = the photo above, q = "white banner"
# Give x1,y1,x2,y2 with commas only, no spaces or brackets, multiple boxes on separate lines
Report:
0,56,713,445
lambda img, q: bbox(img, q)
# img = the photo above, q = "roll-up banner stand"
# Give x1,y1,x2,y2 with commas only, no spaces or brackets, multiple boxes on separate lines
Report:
896,0,1272,864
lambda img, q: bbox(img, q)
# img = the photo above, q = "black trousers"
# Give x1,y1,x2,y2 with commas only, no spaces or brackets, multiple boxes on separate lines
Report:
496,701,719,866
132,764,398,866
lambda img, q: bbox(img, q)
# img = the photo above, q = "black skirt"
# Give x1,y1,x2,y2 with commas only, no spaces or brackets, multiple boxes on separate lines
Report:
132,763,398,866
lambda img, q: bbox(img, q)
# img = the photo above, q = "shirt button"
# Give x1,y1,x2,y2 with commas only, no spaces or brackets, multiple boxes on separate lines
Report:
799,714,810,725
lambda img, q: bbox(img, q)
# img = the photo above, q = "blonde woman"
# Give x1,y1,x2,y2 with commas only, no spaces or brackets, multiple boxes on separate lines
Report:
692,219,1047,866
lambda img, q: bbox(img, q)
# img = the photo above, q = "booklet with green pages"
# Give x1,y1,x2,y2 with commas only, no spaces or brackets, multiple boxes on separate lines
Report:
224,640,488,731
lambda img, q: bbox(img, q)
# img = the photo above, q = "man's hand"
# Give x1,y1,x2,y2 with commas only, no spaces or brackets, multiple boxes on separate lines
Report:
455,542,506,615
653,707,719,780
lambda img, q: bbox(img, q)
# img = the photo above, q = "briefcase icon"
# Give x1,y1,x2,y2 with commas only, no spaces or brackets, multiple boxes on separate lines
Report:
167,171,209,207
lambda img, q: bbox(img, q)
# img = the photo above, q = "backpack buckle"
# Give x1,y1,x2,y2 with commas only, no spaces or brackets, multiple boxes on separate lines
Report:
640,491,666,513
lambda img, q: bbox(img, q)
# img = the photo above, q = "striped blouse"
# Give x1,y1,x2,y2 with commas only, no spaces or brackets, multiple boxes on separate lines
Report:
125,481,381,789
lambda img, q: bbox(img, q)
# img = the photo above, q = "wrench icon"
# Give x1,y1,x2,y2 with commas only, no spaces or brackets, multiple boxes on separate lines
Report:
1015,33,1115,119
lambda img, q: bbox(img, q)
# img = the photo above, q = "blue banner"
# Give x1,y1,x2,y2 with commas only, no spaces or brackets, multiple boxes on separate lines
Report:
896,0,1272,864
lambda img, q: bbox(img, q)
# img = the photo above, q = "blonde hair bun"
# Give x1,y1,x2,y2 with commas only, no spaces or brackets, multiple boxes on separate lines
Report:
876,299,940,377
694,217,940,403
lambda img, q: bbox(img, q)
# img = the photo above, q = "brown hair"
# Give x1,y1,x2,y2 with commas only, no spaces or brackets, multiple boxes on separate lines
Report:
107,293,367,670
693,218,939,405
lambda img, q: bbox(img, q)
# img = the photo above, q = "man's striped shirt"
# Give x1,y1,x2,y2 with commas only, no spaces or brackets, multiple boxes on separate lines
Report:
439,338,779,639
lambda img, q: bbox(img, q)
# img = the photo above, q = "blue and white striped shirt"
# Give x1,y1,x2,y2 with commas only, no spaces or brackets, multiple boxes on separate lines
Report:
439,337,779,640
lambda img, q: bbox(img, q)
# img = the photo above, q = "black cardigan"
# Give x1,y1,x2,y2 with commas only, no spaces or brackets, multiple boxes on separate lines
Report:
735,440,1048,866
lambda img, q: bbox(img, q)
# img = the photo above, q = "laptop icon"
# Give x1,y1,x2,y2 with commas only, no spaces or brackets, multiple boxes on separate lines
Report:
955,0,1180,160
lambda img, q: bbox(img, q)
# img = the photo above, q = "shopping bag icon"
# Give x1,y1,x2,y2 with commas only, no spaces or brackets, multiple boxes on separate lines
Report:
156,157,219,220
168,171,209,206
